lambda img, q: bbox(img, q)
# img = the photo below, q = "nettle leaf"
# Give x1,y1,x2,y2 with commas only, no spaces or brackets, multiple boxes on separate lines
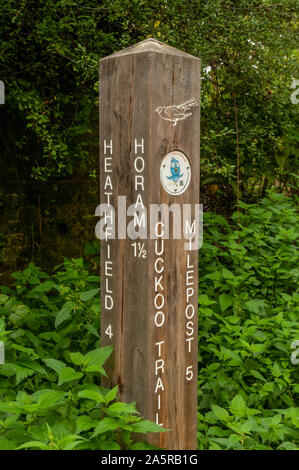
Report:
80,288,100,302
61,437,88,450
84,324,100,338
271,414,282,426
78,390,105,403
209,437,235,449
251,343,265,355
219,293,233,312
37,390,66,409
222,268,235,280
13,304,30,317
50,422,69,441
55,301,74,328
28,424,49,443
220,346,242,365
27,280,56,296
17,441,49,450
230,395,246,416
106,402,138,416
76,416,97,433
278,441,299,450
244,299,267,314
211,405,230,422
44,358,66,374
131,420,168,433
58,367,83,386
3,363,35,384
272,362,282,377
91,417,120,437
69,352,85,367
25,330,42,349
251,370,266,382
11,343,38,359
198,294,216,306
0,437,16,450
241,418,256,434
17,358,48,377
0,401,24,414
104,386,119,404
84,346,113,374
0,294,9,304
55,425,85,447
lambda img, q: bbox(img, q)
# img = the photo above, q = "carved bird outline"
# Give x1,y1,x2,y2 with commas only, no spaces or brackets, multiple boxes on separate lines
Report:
155,97,198,126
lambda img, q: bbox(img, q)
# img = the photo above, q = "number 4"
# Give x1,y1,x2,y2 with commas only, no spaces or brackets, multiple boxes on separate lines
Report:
105,324,113,339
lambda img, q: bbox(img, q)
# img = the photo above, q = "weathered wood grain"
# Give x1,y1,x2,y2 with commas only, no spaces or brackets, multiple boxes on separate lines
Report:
99,38,201,450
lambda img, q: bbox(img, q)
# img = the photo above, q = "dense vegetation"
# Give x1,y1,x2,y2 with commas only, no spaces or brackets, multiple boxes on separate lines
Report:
197,191,299,449
0,191,298,450
0,0,298,194
0,258,165,450
0,0,298,451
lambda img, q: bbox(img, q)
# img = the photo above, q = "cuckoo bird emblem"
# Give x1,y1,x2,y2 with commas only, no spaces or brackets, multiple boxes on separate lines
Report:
155,97,198,126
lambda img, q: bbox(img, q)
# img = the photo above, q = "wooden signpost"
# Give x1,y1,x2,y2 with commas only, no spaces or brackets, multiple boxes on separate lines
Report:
98,38,201,450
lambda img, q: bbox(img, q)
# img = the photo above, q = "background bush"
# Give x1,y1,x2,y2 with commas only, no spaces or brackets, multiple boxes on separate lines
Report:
197,191,299,449
0,191,298,450
0,258,165,450
0,0,298,190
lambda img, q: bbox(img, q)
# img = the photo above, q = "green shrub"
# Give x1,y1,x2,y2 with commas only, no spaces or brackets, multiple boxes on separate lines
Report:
198,191,299,449
0,258,164,450
0,191,298,450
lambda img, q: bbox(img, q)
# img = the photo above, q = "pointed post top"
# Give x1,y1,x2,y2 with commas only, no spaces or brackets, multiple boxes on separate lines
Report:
100,37,200,62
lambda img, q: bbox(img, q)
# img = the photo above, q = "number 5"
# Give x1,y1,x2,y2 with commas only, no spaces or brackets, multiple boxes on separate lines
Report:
186,365,193,381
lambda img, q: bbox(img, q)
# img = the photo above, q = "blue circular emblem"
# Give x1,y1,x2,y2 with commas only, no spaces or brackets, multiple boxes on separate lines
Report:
160,151,191,195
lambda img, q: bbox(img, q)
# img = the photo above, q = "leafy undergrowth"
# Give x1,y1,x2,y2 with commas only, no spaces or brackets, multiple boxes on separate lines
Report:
198,191,299,449
0,190,298,450
0,259,165,450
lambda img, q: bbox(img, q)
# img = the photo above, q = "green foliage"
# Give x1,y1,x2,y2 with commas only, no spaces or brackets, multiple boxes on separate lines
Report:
0,1,298,193
0,192,298,450
197,191,299,449
0,259,165,450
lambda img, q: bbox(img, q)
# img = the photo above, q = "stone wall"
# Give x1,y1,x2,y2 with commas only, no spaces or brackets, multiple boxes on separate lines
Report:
0,165,99,285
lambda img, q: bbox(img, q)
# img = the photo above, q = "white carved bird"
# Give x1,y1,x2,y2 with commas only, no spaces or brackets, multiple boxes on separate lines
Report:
155,98,198,126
